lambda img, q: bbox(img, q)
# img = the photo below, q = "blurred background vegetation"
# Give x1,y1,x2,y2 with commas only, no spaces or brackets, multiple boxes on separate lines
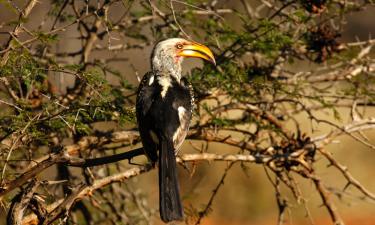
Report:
0,0,375,224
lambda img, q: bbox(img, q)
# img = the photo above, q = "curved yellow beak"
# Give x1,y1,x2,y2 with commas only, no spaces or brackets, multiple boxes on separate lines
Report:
178,42,216,65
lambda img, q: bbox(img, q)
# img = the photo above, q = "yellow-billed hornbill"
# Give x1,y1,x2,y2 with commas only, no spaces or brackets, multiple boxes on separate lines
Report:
136,38,215,222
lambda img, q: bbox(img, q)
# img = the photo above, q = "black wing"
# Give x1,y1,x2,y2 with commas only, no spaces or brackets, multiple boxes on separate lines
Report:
136,71,159,162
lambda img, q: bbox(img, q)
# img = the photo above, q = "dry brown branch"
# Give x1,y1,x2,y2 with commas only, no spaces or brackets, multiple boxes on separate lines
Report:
275,177,288,225
1,0,375,224
313,118,375,148
1,144,310,203
319,148,375,201
0,130,140,198
22,166,150,225
26,130,140,166
7,179,40,225
283,41,375,85
0,0,38,66
191,130,258,151
0,147,144,199
0,77,20,101
0,152,64,199
194,162,235,225
309,173,344,225
13,148,320,224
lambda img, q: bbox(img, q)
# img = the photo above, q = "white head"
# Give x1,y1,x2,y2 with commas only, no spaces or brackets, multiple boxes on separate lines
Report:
151,38,215,80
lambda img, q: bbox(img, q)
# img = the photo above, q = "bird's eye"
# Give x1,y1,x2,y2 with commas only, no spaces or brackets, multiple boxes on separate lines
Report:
176,44,183,49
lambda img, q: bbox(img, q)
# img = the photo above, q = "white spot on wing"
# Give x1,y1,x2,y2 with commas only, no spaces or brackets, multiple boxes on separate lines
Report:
148,75,154,85
178,106,186,121
173,106,189,152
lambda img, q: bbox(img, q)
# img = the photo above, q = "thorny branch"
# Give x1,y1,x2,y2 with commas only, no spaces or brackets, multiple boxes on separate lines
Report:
1,0,375,224
194,162,235,225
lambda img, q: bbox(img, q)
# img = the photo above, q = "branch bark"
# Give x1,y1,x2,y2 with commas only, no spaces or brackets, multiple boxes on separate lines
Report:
7,179,40,225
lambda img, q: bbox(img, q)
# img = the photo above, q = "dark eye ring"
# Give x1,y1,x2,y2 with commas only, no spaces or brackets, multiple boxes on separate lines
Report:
176,44,183,49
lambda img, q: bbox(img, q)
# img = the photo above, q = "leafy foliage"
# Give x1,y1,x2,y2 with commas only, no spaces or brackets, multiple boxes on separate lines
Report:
0,0,375,224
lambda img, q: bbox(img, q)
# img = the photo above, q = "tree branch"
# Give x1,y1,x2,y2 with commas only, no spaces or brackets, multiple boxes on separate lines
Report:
1,0,38,66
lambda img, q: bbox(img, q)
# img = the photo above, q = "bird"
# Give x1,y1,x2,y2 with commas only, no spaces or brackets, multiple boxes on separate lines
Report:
136,38,215,222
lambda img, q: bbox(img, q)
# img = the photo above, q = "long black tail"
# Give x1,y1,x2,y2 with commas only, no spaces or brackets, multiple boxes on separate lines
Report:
159,138,183,222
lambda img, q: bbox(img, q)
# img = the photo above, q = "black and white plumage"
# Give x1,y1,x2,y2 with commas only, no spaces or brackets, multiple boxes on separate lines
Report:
136,38,215,222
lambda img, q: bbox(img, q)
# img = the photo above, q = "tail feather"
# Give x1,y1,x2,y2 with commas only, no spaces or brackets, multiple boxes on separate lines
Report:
159,138,183,222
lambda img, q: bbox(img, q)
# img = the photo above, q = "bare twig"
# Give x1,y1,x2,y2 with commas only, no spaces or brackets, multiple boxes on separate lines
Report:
195,162,235,225
1,0,38,66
